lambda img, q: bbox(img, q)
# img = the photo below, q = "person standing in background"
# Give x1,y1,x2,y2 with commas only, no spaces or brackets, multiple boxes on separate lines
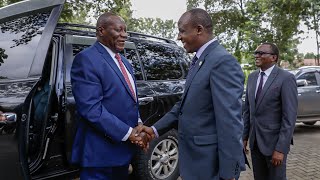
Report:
243,43,298,180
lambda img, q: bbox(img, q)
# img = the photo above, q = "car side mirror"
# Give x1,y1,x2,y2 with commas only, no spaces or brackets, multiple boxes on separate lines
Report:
296,79,307,87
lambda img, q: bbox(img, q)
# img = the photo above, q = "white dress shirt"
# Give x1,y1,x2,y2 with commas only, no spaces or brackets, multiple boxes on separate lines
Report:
255,65,275,98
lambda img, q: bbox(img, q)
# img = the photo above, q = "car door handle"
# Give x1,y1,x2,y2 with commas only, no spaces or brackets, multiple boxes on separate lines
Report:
298,93,302,96
316,90,320,93
0,113,17,125
138,97,154,105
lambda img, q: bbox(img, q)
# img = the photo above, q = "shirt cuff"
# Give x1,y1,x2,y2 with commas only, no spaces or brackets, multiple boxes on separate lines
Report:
138,118,143,124
151,126,159,138
122,127,132,141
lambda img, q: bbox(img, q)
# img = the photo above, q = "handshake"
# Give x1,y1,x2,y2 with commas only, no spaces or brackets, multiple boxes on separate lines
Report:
128,124,156,152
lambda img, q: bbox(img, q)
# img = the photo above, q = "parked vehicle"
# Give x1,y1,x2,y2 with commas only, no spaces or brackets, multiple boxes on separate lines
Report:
289,67,320,125
0,0,190,179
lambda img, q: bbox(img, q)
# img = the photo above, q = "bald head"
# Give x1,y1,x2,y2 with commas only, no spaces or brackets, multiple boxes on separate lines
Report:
96,12,123,32
177,8,214,53
180,8,213,34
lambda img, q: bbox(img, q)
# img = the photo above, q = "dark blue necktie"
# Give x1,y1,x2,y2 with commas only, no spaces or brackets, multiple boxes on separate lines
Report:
189,55,198,71
255,72,265,103
186,55,198,80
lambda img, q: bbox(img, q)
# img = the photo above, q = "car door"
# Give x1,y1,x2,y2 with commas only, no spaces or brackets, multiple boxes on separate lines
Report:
297,71,320,117
0,0,64,179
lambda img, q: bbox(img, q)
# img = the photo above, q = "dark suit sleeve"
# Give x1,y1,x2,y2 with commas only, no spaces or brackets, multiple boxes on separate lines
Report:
275,73,298,154
242,76,251,140
153,101,181,136
71,53,130,143
210,55,244,179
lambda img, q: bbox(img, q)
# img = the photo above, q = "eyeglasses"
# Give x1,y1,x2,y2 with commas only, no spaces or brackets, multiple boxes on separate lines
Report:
253,51,275,56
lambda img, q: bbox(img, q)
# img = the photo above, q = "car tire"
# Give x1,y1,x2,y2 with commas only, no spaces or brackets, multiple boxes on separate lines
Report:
132,129,179,180
303,121,317,125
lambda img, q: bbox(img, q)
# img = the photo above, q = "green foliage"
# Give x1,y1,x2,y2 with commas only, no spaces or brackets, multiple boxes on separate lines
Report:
302,0,320,65
187,0,308,67
304,52,316,59
129,18,177,39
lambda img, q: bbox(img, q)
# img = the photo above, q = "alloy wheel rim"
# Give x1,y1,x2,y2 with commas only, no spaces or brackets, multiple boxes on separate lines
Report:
150,138,179,179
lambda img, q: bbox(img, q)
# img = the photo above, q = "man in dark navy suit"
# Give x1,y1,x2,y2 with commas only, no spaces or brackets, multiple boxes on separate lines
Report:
137,8,245,180
70,12,146,180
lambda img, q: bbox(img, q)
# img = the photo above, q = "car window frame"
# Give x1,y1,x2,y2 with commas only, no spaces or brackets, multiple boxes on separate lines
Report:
297,71,319,86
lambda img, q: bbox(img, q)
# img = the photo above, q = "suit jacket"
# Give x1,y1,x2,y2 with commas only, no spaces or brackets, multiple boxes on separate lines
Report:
243,66,298,156
70,41,139,167
154,41,244,180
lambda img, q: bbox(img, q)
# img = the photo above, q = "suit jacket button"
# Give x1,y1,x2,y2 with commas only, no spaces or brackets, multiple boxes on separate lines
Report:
179,112,182,115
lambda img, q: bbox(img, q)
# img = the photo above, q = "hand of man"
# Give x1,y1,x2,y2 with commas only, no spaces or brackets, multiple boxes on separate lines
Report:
129,124,153,149
271,150,284,166
0,111,6,121
128,127,142,146
138,131,151,152
243,140,248,154
135,125,156,140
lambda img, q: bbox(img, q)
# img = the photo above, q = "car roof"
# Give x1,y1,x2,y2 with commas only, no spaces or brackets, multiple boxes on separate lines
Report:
298,66,320,70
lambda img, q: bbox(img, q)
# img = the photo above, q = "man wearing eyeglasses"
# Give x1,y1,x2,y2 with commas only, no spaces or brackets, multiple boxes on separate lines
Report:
242,43,298,180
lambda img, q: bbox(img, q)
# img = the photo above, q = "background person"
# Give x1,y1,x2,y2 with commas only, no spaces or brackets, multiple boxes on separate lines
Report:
243,42,298,180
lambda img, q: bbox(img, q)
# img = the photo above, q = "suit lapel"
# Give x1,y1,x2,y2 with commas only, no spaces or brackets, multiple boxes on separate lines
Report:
183,56,204,94
94,41,136,102
255,66,279,110
181,40,219,105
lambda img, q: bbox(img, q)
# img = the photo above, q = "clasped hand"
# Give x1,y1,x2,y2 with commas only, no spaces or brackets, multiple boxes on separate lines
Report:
0,111,6,121
128,124,156,152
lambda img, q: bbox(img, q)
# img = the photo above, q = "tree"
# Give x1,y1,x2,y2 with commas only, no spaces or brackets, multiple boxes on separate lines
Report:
304,52,316,59
187,0,308,66
187,0,253,63
130,18,177,39
303,0,320,65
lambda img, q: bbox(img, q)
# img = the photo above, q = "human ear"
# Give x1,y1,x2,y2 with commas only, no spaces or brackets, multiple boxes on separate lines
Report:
196,25,204,35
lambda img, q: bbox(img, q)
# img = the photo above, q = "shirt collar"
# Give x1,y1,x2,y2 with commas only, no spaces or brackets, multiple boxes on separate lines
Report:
260,65,275,77
99,42,116,58
195,38,217,59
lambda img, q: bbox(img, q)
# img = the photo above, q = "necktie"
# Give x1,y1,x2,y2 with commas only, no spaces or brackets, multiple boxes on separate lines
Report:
115,53,136,101
189,55,198,71
255,72,265,103
186,55,198,79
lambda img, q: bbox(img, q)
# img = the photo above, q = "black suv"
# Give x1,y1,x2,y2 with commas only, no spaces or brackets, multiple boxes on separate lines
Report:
0,1,190,179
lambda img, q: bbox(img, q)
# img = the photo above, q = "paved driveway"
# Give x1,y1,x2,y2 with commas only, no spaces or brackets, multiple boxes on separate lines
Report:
240,122,320,180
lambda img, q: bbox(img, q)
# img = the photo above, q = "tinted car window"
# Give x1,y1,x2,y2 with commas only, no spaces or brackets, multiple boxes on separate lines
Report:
124,49,143,80
297,72,318,86
136,41,182,80
0,12,50,80
72,44,143,80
